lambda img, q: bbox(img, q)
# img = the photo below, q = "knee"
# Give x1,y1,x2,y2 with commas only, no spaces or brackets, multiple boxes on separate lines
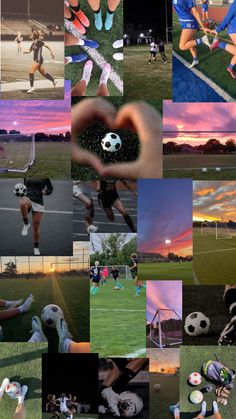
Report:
33,220,40,231
179,42,186,51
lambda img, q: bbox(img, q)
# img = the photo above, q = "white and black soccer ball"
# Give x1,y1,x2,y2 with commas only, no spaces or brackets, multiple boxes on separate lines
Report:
101,132,122,152
184,312,210,336
118,391,143,417
41,304,64,328
13,183,27,197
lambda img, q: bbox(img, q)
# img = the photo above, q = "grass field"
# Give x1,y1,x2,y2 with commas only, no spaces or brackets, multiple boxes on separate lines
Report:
150,373,179,418
43,415,98,419
0,276,89,352
65,0,123,96
0,342,46,418
164,154,236,180
124,44,172,100
0,142,70,178
138,262,193,283
180,346,236,417
90,279,146,357
183,285,228,346
173,13,236,100
193,228,236,284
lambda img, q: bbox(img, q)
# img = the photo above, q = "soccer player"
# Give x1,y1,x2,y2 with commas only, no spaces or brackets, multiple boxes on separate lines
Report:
170,401,221,419
71,60,112,96
46,394,60,418
149,39,158,64
129,253,145,296
201,0,209,22
64,0,90,34
87,0,121,31
97,180,137,232
102,266,109,283
218,285,236,345
23,30,57,93
173,0,211,68
19,178,53,256
90,260,103,295
158,39,167,63
0,380,28,419
73,181,98,233
210,0,236,78
57,394,73,419
15,32,23,54
110,266,124,290
0,144,6,159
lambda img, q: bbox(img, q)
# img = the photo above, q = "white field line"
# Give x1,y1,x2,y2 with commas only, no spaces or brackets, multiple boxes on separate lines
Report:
111,348,146,358
195,247,236,255
65,19,123,93
1,78,64,92
173,51,234,102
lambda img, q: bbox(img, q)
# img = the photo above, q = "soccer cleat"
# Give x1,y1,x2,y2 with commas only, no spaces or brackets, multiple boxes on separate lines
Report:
201,35,211,48
34,247,40,256
30,316,47,342
27,87,35,93
105,11,114,31
21,294,34,312
189,59,199,69
113,39,124,49
100,63,111,85
101,387,120,417
227,67,236,79
218,315,236,345
22,224,30,236
99,405,108,414
71,17,86,34
6,299,23,309
18,385,28,403
0,378,10,398
56,316,72,354
73,10,90,27
65,53,88,64
94,10,103,30
79,39,99,49
210,38,220,51
113,52,123,61
87,224,98,233
82,60,93,84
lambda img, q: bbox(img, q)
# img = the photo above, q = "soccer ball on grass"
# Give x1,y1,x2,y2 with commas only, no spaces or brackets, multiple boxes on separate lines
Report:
184,312,210,336
41,304,64,328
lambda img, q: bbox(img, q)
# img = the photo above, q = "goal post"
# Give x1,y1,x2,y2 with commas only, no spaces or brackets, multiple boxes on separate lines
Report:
148,307,182,349
0,134,35,173
93,265,132,280
201,220,232,240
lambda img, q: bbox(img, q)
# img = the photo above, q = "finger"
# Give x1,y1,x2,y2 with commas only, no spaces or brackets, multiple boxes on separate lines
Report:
71,143,104,173
101,162,140,179
71,98,117,140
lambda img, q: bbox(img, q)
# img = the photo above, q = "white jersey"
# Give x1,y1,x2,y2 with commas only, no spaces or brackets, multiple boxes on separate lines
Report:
59,397,69,412
150,42,157,52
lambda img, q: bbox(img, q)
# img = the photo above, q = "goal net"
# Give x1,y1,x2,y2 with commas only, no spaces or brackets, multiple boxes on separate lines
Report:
0,134,35,173
201,221,232,240
148,307,182,349
93,265,133,280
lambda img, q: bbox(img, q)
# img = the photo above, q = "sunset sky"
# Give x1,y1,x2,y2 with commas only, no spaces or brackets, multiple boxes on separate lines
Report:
138,180,192,256
0,82,70,135
148,348,180,373
163,101,236,145
146,281,182,323
193,181,236,222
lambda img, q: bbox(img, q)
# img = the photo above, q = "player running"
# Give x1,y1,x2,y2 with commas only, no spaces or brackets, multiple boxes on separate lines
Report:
57,394,73,419
46,394,60,418
149,39,158,64
90,261,103,295
19,178,53,256
173,0,211,68
210,0,236,78
158,39,167,63
73,181,98,233
129,253,146,297
201,0,209,22
15,32,23,54
23,30,57,93
110,266,124,290
97,180,137,232
218,285,236,345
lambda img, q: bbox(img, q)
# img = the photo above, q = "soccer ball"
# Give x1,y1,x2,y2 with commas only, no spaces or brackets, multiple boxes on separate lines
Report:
41,304,64,328
5,382,22,399
184,312,210,336
101,132,122,152
202,168,207,173
13,183,27,197
118,391,143,417
188,372,202,386
189,390,203,404
153,383,161,391
216,167,221,172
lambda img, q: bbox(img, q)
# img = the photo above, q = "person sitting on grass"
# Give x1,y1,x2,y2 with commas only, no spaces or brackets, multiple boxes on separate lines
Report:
170,401,222,419
0,295,34,323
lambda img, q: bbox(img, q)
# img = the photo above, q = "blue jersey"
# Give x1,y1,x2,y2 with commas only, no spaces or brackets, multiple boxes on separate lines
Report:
173,0,198,24
216,0,236,33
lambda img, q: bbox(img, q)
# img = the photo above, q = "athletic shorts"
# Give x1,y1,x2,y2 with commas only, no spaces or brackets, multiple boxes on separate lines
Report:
31,201,44,213
228,24,236,35
92,276,100,284
99,190,119,209
150,51,157,56
180,21,199,30
112,276,119,280
34,59,43,65
201,4,209,12
159,46,165,53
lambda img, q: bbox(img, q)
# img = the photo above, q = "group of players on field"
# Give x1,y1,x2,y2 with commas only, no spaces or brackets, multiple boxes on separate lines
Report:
46,393,80,418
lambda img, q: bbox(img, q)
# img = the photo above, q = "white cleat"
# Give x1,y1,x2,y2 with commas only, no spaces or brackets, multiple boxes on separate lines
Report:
113,52,123,61
27,87,35,93
189,60,199,68
22,224,30,236
18,385,28,402
201,35,211,49
113,39,124,49
30,316,47,342
101,387,120,417
0,378,10,398
22,294,34,312
34,247,40,256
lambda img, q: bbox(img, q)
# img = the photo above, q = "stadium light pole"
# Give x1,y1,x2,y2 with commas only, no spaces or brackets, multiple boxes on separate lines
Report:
165,239,172,257
27,0,31,18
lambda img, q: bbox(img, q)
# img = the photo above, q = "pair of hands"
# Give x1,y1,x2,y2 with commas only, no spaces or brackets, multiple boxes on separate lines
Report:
72,98,163,179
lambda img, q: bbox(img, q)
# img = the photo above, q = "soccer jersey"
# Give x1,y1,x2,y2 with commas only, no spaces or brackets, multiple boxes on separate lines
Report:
30,39,45,63
150,42,157,52
24,178,53,205
216,0,236,33
59,397,69,412
91,266,102,280
111,268,120,279
173,0,198,23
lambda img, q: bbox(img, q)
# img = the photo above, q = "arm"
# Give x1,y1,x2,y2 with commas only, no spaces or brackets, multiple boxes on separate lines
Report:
44,43,55,59
43,179,53,195
191,6,209,32
216,1,236,33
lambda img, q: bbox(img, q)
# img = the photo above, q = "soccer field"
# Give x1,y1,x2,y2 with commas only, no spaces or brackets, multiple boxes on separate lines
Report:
90,279,146,357
150,373,179,419
180,346,236,417
43,415,98,419
138,262,193,283
124,44,172,100
0,342,46,418
0,276,89,351
193,228,236,284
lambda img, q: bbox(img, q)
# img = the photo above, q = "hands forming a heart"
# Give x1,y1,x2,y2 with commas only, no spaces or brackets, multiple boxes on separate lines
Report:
71,98,163,179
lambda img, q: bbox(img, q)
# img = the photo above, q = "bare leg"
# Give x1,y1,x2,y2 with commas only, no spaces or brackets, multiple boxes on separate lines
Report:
87,0,100,10
68,342,90,353
71,80,87,96
179,29,199,53
0,308,20,321
107,0,120,12
32,212,43,244
96,83,109,96
12,403,26,419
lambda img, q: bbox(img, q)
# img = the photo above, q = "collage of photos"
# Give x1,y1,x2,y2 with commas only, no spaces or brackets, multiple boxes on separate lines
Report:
0,0,236,418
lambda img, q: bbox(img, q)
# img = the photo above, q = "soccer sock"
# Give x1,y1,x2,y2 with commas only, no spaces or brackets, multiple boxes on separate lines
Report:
63,337,73,353
107,7,114,14
224,288,236,316
213,401,219,413
5,299,22,309
123,214,136,232
81,61,93,85
112,368,136,393
140,284,146,289
200,401,207,416
70,3,80,12
29,73,34,87
218,42,227,50
34,242,39,248
94,8,101,13
28,331,44,342
66,14,76,22
196,38,203,45
23,217,29,225
44,72,54,83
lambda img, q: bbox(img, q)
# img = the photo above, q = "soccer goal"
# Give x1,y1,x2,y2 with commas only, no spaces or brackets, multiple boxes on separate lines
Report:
148,307,182,349
0,134,35,173
98,265,133,280
201,221,232,240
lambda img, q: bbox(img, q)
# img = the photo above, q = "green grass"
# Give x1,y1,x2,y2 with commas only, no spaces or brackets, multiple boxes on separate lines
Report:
150,373,179,418
164,168,236,180
193,228,236,284
173,13,236,99
43,415,98,419
124,44,172,100
180,346,236,417
0,276,89,351
65,0,123,96
1,143,71,178
90,279,146,357
0,342,46,418
138,262,193,284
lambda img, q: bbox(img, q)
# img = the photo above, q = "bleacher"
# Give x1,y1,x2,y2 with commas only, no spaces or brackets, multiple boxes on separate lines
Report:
0,18,63,39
